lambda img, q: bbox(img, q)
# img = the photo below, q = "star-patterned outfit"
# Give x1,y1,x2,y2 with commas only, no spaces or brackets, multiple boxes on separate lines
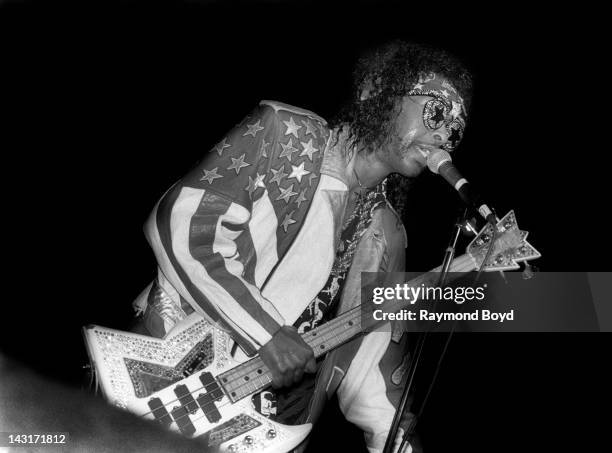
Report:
132,101,415,453
135,100,347,356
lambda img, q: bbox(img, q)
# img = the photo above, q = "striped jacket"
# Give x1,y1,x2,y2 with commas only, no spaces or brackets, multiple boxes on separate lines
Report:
139,101,350,355
132,101,415,452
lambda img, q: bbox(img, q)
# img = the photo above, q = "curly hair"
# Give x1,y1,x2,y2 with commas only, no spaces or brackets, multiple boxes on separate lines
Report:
330,40,473,218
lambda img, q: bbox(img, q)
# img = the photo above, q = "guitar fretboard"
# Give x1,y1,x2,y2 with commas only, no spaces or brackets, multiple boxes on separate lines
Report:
217,307,362,403
217,254,477,404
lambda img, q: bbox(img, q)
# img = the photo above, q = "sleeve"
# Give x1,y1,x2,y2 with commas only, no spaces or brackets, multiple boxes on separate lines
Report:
337,206,416,453
337,330,415,453
148,104,287,355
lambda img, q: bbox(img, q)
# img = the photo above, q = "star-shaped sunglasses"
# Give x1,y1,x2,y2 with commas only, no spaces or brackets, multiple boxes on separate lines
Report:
418,97,466,151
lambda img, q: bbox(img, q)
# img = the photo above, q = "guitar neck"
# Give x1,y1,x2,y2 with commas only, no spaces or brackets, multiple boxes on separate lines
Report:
216,307,363,404
218,254,477,403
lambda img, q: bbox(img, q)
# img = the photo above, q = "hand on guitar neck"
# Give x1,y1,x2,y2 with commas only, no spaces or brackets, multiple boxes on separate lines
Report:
258,325,317,388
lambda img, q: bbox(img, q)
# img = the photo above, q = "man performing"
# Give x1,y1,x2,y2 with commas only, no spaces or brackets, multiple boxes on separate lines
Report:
131,41,472,452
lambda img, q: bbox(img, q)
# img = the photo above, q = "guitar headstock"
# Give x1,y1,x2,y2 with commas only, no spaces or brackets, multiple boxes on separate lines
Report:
467,210,541,272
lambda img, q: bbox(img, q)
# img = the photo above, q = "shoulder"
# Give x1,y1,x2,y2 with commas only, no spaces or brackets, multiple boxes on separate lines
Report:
256,100,331,162
259,100,328,126
258,100,331,145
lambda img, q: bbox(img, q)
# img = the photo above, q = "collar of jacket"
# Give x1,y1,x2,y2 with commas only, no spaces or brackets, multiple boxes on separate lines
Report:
319,135,350,188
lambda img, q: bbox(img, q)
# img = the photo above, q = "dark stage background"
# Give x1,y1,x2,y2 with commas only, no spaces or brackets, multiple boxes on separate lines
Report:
2,1,610,452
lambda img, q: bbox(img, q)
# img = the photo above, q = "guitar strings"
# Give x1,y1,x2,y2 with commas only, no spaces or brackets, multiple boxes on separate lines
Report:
136,309,362,425
139,315,359,423
133,256,479,429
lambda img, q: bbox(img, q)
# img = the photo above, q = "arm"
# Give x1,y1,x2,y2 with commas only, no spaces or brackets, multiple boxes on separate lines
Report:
146,104,316,383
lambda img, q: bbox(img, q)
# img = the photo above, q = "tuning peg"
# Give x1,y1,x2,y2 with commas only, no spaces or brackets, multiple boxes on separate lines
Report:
458,216,478,237
522,262,539,280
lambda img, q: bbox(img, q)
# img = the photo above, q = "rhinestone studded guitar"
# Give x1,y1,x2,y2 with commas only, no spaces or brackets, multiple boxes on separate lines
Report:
83,211,539,453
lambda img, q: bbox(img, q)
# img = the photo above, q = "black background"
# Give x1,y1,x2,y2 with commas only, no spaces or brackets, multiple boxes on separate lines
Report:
2,1,610,452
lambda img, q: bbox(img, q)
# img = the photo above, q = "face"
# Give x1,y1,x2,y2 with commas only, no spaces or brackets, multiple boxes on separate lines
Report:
377,80,467,178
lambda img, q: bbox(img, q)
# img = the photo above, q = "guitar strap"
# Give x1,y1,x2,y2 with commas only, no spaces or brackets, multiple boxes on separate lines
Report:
292,184,387,334
265,183,387,425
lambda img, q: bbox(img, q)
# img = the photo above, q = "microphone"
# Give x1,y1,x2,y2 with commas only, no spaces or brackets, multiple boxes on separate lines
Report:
426,149,497,224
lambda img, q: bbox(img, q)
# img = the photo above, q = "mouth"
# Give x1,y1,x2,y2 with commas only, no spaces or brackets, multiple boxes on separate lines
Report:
411,145,434,169
414,145,433,160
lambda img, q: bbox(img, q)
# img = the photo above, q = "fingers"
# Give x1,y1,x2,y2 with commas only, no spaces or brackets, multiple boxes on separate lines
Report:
259,325,316,388
293,367,304,384
270,358,291,389
284,352,307,385
305,356,317,374
271,353,312,387
270,366,289,389
293,345,315,379
282,367,294,388
270,372,285,389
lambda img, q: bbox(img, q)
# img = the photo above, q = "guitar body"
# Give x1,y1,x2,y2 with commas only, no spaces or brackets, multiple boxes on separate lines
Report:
83,210,540,452
83,314,311,453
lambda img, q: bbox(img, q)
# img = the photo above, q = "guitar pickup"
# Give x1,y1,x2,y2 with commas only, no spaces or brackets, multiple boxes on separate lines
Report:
147,397,172,428
170,404,196,436
174,384,199,414
199,372,225,400
197,372,224,423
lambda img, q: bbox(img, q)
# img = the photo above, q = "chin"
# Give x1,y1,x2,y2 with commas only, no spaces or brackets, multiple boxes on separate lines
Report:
398,156,426,178
403,168,424,178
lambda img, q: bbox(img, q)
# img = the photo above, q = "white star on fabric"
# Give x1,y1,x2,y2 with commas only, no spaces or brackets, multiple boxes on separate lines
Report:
244,120,265,137
288,162,310,183
279,138,299,161
412,83,424,91
299,138,318,161
276,183,297,204
200,167,223,184
302,119,318,138
295,188,308,208
213,138,231,156
280,210,297,233
269,166,288,186
227,153,250,175
260,139,270,158
283,116,302,138
245,173,266,198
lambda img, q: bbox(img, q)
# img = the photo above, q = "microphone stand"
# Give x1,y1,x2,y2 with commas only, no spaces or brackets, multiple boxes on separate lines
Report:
438,210,466,286
382,209,469,453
